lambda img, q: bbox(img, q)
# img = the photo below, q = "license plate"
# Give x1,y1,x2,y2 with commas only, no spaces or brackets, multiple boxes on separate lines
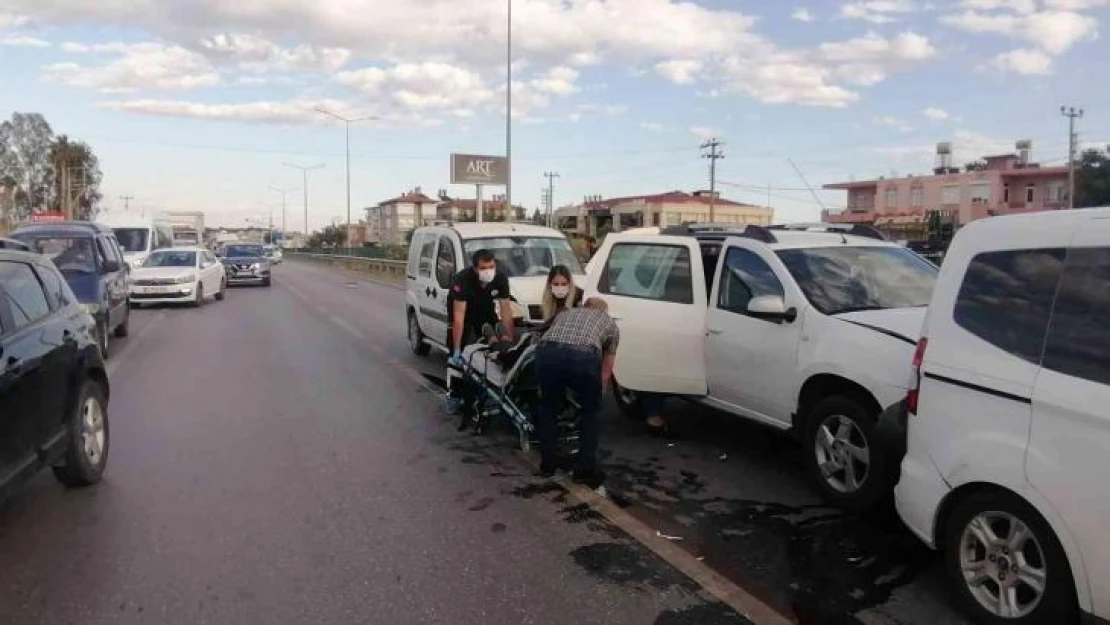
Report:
236,272,253,278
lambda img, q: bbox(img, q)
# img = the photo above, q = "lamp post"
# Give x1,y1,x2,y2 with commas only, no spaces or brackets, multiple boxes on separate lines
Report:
269,186,297,246
283,163,325,249
314,108,377,254
505,0,513,215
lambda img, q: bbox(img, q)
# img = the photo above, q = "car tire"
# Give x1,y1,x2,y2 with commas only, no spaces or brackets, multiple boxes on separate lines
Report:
214,279,226,301
192,284,204,307
262,277,272,287
802,394,891,512
113,306,130,338
52,378,110,488
611,378,646,421
96,318,109,359
943,490,1076,625
408,309,430,356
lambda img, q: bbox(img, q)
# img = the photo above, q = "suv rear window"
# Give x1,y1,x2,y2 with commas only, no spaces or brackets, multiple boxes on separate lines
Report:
953,248,1065,365
1042,246,1110,385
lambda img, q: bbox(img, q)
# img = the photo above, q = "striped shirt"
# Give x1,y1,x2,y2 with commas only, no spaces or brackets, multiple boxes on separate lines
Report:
541,307,620,354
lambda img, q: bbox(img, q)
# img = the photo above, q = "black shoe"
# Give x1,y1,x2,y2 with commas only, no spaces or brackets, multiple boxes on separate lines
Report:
572,469,607,489
537,463,558,478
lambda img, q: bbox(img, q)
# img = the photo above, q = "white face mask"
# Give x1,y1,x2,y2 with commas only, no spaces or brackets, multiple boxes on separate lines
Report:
550,286,570,299
478,268,496,284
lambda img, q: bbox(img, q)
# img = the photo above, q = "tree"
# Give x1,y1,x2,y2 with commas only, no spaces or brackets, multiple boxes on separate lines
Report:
50,135,104,220
1075,147,1110,209
307,224,347,248
964,160,987,172
0,112,56,218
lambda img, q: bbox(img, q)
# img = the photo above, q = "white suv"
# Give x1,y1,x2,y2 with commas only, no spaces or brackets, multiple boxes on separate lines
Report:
405,222,584,355
581,223,938,510
896,208,1110,625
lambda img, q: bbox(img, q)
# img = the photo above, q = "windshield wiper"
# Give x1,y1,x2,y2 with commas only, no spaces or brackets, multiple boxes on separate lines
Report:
830,305,888,315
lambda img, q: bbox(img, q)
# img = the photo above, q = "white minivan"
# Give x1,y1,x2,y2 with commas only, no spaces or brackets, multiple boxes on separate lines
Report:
896,208,1110,625
405,222,584,355
97,212,175,269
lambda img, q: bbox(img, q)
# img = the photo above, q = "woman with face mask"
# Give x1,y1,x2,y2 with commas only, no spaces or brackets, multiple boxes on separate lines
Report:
541,264,583,323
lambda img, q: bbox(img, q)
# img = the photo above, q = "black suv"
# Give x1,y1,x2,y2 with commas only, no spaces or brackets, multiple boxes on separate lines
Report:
0,248,111,502
10,221,131,357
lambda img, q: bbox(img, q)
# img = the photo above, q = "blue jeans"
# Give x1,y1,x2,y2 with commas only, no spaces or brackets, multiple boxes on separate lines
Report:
535,344,603,472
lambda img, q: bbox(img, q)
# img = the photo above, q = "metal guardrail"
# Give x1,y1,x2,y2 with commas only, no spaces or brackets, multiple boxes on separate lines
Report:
287,252,407,285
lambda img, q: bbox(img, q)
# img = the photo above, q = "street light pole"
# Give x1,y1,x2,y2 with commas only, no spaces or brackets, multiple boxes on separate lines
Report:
284,162,325,248
506,0,513,215
314,108,377,254
269,186,296,246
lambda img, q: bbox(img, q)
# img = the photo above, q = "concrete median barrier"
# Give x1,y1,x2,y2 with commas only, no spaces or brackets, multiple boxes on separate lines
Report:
287,253,407,286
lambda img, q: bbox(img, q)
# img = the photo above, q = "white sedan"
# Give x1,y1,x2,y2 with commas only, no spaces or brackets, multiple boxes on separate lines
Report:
129,247,227,307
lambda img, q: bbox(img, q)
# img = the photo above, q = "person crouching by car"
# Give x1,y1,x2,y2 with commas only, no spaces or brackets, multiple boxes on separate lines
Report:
534,297,618,488
445,249,514,425
538,264,583,329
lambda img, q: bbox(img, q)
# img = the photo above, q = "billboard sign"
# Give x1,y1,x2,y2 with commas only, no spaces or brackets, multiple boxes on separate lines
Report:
450,153,508,186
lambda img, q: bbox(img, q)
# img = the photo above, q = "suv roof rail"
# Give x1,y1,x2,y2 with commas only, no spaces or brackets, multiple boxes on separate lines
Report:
0,237,31,252
766,222,887,241
660,224,778,244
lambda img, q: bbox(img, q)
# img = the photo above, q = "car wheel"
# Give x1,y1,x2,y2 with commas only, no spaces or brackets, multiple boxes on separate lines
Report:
113,306,130,338
611,378,646,421
408,309,430,356
262,277,272,287
52,379,110,487
214,279,226,301
802,394,891,511
192,284,204,307
96,318,109,359
944,490,1076,625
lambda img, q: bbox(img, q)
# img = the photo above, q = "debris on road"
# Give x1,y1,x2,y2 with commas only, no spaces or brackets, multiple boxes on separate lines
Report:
656,530,684,541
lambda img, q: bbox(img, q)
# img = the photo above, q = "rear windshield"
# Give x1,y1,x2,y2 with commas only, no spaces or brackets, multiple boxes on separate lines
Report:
14,235,98,274
462,237,583,278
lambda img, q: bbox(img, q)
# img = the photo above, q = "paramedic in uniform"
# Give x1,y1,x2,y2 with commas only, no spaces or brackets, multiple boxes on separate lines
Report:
447,249,514,355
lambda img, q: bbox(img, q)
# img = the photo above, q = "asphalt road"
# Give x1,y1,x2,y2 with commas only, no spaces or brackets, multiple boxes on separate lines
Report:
0,259,972,625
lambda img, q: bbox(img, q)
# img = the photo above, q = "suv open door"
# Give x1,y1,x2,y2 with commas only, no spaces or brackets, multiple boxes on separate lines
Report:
582,234,708,395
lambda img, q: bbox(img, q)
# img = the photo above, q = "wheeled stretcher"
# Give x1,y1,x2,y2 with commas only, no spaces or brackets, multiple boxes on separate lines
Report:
446,331,579,453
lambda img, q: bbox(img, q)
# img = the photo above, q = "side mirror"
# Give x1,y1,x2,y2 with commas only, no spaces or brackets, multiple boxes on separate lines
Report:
747,295,797,323
102,260,122,273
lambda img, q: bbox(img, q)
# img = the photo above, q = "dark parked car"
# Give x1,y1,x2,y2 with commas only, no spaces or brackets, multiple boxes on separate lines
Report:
10,221,131,357
0,248,110,502
219,243,272,287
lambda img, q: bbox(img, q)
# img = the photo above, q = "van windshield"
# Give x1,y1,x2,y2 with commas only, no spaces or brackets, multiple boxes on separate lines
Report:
776,246,937,315
463,237,583,278
113,227,149,253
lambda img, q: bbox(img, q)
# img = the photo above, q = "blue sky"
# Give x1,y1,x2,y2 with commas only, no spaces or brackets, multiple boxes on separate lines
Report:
2,0,1108,230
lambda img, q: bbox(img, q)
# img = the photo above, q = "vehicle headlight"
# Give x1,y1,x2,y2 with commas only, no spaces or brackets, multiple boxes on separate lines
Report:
80,303,100,314
131,258,145,268
250,262,261,270
174,274,196,284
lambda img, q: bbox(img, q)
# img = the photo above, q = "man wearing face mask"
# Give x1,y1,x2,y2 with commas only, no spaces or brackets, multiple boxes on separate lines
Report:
447,249,514,358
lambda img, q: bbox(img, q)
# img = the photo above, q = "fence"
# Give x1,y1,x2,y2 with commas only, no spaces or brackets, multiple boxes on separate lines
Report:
287,251,407,286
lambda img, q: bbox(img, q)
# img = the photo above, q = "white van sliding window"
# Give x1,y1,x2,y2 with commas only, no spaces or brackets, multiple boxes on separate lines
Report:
1042,247,1110,385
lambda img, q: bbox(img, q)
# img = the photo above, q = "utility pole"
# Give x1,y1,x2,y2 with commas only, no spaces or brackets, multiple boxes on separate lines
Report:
269,186,296,245
701,138,724,223
1061,105,1084,209
315,108,377,253
505,0,513,220
120,195,134,212
284,163,325,248
543,171,560,228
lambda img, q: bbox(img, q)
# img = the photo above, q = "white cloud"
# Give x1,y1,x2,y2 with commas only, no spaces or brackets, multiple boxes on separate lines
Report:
818,31,937,87
59,41,89,52
641,121,666,132
941,5,1099,74
198,33,351,73
840,0,916,24
42,43,220,93
992,48,1053,73
1041,0,1106,9
654,59,702,84
792,8,816,22
922,107,950,121
0,13,28,30
689,126,718,140
1,34,49,47
874,116,914,132
337,62,493,111
99,99,326,124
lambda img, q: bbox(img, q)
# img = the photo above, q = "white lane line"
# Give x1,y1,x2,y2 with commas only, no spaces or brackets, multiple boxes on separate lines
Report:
106,310,167,378
329,315,365,340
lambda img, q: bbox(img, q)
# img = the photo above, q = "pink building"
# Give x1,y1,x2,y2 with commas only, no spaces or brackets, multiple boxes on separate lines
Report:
822,142,1068,239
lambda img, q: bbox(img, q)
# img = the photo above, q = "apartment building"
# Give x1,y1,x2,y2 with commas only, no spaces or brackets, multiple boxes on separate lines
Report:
365,189,439,245
822,141,1068,240
554,190,774,237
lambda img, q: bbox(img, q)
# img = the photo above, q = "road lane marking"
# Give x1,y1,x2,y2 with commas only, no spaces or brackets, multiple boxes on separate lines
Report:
329,315,365,340
106,310,167,378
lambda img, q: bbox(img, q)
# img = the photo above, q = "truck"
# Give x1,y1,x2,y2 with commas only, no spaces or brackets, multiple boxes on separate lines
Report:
97,210,176,268
166,211,205,247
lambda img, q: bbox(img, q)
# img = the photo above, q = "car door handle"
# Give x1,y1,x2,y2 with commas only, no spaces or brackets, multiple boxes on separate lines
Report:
708,328,723,335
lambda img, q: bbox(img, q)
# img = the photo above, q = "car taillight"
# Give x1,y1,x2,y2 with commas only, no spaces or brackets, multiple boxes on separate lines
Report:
907,337,928,415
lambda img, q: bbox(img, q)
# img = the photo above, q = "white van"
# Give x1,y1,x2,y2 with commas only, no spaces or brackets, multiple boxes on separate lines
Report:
406,222,584,355
97,213,175,268
896,208,1110,625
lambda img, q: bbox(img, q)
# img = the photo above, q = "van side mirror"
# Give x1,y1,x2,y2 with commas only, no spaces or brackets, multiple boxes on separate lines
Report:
102,260,122,273
747,295,797,323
